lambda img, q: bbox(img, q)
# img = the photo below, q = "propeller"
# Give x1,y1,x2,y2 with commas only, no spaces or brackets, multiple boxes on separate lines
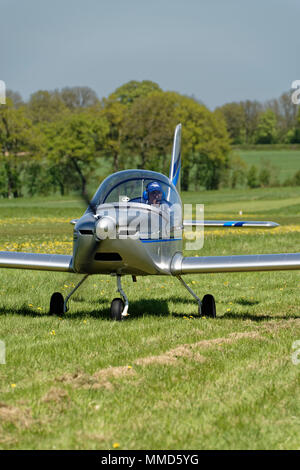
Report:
81,189,98,215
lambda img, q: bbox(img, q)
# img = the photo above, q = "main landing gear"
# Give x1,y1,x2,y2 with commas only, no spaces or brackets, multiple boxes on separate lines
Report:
49,274,90,315
49,274,129,321
49,275,214,319
177,275,216,318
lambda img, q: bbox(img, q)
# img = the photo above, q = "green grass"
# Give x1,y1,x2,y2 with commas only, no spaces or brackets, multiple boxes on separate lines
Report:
0,187,300,449
237,149,300,183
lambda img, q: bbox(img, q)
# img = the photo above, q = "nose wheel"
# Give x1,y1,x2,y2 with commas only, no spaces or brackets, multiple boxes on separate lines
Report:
110,298,125,321
110,275,129,321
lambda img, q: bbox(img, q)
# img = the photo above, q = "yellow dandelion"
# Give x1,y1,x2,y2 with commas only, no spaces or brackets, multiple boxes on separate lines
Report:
50,330,56,335
11,384,16,388
113,443,120,449
127,365,132,369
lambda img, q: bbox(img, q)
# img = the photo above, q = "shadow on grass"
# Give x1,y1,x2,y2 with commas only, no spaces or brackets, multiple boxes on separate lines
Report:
0,298,172,320
235,298,260,306
222,311,300,321
1,297,299,322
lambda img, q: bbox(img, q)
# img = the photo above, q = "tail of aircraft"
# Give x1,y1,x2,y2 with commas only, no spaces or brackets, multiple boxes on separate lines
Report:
169,124,181,191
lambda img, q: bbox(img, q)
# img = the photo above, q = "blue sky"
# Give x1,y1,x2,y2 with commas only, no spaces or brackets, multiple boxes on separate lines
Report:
1,0,299,108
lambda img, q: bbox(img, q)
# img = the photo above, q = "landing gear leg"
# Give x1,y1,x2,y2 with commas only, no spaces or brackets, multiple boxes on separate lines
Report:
176,275,217,318
63,274,90,313
110,275,129,321
177,275,202,315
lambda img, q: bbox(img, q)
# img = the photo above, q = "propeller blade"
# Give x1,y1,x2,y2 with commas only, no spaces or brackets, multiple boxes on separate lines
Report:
81,190,97,215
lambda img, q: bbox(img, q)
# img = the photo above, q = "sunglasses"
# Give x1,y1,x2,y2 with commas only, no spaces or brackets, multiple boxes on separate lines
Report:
150,190,162,196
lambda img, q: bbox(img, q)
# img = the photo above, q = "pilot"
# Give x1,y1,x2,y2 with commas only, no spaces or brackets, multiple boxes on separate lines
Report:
144,181,164,206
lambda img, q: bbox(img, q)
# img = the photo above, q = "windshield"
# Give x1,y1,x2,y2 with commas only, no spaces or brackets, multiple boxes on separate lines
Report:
89,170,181,208
103,178,177,205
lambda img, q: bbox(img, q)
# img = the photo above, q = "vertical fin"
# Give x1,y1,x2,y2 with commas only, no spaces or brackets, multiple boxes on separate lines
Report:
169,123,181,190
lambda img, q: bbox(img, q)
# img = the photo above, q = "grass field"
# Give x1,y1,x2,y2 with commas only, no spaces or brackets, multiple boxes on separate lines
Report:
237,149,300,183
0,187,299,450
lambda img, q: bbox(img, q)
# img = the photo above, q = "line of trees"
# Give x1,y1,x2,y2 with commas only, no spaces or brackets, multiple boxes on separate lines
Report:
216,92,300,145
0,81,300,198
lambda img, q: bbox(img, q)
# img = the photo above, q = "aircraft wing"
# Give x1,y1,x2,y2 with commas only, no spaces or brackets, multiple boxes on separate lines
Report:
183,220,279,229
171,252,300,274
0,252,73,272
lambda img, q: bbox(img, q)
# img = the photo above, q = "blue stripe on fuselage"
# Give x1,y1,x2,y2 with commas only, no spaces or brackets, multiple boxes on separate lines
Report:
140,238,182,243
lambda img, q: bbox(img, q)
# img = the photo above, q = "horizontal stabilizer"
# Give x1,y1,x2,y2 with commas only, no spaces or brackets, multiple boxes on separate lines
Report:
171,252,300,275
183,220,279,229
0,252,73,272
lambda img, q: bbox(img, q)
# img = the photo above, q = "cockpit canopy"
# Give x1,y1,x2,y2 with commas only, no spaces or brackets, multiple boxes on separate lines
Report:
89,170,181,209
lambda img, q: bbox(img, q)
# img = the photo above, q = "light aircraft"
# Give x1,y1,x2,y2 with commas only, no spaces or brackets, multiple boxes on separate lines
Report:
0,124,299,320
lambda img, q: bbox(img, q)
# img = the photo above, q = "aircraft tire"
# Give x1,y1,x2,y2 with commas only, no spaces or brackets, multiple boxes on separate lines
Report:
50,292,64,315
201,294,216,318
110,298,124,321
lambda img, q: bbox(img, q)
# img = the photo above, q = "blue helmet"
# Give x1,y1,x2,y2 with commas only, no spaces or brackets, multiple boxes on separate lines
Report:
143,181,164,201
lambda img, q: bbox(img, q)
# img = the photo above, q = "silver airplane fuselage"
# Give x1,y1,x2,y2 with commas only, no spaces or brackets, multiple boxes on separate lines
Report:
72,170,183,276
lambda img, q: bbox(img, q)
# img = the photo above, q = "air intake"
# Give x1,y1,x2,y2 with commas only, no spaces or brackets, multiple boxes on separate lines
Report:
94,253,122,261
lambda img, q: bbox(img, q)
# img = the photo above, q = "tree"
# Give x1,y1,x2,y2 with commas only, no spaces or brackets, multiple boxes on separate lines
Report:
45,111,109,196
0,99,41,197
240,100,263,144
223,154,247,189
27,90,67,124
255,109,277,144
258,159,279,187
59,86,99,109
100,98,125,172
289,108,300,143
99,81,162,173
247,165,259,188
265,91,297,142
293,170,300,186
121,91,178,172
6,89,23,108
175,95,231,190
122,91,231,190
216,102,246,144
110,80,161,106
